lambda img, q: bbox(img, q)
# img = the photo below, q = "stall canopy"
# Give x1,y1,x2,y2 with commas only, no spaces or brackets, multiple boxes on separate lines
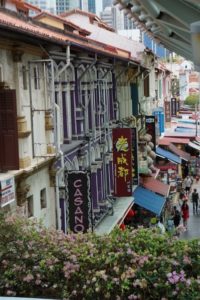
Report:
188,142,200,151
133,186,166,216
156,147,181,164
164,132,196,138
168,143,191,161
158,137,190,146
140,177,170,197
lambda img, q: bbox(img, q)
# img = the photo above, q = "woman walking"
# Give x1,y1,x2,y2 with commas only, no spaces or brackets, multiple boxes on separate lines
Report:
181,201,189,229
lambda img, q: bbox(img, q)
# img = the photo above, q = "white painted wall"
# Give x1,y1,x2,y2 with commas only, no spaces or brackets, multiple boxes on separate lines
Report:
26,167,56,227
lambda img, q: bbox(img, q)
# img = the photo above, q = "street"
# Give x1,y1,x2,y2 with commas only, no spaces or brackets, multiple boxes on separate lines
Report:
180,181,200,240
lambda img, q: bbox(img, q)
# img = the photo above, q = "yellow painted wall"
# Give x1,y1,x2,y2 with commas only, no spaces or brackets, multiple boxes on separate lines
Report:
38,16,64,30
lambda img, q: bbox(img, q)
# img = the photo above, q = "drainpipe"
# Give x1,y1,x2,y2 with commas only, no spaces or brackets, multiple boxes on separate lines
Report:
55,103,63,230
54,44,71,230
28,62,35,158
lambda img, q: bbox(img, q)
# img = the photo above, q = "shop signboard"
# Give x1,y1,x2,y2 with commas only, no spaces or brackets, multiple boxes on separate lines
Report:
65,171,92,233
171,97,177,116
164,101,171,122
113,128,132,196
0,176,15,208
145,116,156,151
131,128,139,185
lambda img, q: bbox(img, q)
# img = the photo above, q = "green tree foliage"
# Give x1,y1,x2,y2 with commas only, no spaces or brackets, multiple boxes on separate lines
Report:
0,213,200,299
184,94,199,107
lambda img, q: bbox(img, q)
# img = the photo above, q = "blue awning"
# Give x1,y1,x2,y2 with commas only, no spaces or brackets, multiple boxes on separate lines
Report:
133,186,166,216
156,146,181,164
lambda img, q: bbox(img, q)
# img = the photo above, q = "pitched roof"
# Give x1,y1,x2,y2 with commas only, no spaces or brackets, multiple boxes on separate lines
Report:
33,11,91,36
61,9,145,62
140,177,170,197
0,10,131,60
168,143,191,161
60,9,115,32
158,137,190,145
156,146,181,164
133,186,166,216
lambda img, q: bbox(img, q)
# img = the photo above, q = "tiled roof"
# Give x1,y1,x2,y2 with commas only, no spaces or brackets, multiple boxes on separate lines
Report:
168,143,191,161
140,177,170,197
0,11,131,59
164,131,196,138
60,9,115,32
33,11,91,36
61,10,145,62
158,137,190,145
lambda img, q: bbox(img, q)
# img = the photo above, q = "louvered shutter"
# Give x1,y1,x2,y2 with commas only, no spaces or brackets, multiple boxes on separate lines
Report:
0,90,19,171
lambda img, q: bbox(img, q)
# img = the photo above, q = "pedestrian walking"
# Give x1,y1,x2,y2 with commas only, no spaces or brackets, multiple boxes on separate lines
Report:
184,176,192,195
181,201,189,229
173,207,181,227
191,188,199,214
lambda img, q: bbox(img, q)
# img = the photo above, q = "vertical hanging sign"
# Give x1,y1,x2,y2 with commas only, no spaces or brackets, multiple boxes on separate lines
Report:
131,128,139,185
145,116,156,151
164,101,171,122
171,97,177,116
113,128,132,196
65,171,92,233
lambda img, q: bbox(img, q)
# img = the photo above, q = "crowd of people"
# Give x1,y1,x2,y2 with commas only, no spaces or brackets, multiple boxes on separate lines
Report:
166,175,199,235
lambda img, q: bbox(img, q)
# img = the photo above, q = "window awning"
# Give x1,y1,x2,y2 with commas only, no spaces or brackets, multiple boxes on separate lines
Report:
133,186,166,216
175,127,196,133
168,143,191,161
188,142,200,151
158,137,190,146
164,132,196,138
140,177,170,197
156,146,181,164
94,196,134,235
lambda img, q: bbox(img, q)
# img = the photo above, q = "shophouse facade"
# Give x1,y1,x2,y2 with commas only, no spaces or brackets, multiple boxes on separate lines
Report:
0,0,173,234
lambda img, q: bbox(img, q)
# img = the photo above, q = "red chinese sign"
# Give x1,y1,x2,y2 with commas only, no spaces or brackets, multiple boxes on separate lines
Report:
113,128,132,196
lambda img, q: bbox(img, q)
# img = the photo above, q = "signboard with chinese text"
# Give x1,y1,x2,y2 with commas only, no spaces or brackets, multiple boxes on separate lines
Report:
113,128,132,196
0,176,15,207
65,171,92,233
145,116,156,151
131,128,139,185
164,101,171,122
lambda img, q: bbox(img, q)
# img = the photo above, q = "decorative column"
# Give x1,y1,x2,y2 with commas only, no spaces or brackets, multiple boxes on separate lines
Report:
59,189,66,233
91,164,99,212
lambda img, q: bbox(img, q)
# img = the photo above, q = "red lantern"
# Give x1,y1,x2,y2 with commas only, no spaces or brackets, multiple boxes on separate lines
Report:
120,223,126,230
126,209,135,219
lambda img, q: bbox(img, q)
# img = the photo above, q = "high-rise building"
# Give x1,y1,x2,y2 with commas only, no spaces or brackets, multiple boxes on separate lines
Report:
56,0,80,15
100,6,112,27
103,0,112,10
100,6,124,31
88,0,95,13
26,0,56,14
88,0,102,16
80,0,88,11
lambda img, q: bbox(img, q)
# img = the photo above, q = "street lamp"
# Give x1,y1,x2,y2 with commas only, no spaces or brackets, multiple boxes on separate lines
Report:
191,21,200,136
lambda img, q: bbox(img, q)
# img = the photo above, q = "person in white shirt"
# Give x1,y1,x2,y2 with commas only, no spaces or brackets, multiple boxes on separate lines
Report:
157,217,166,234
184,176,192,195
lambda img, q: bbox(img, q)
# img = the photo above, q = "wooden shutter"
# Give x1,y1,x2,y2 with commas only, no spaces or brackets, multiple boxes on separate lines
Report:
0,89,19,171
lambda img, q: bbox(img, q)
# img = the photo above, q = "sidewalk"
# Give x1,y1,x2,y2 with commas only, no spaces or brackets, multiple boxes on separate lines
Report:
179,181,200,240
